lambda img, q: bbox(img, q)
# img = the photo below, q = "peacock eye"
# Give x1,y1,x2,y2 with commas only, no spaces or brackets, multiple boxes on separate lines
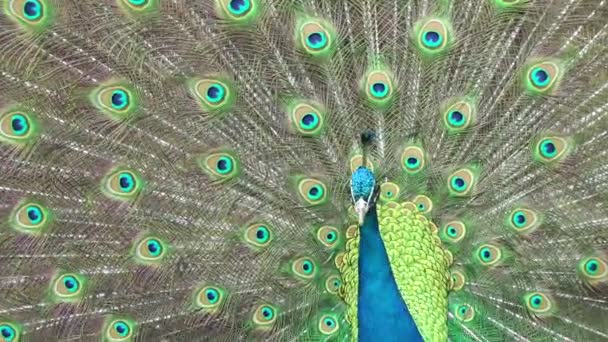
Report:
476,244,502,266
26,205,43,224
0,324,17,341
216,0,258,21
370,82,389,99
92,84,138,120
215,156,233,175
195,285,226,310
524,292,553,316
317,226,339,248
422,30,442,48
448,110,465,127
205,84,226,104
146,239,163,257
455,304,475,322
401,146,425,173
413,195,432,214
448,168,475,196
308,185,323,200
450,270,466,291
52,273,87,302
539,139,557,158
63,276,79,292
114,321,130,337
530,295,543,308
11,201,52,234
533,135,569,163
255,226,269,242
134,236,168,264
262,307,273,319
318,314,339,334
363,70,394,106
525,61,560,94
1,110,39,144
415,18,451,54
102,167,144,202
205,288,219,304
104,317,136,341
199,151,240,181
441,221,466,243
23,0,43,21
253,304,278,326
110,89,129,110
530,67,550,87
325,275,341,294
298,178,328,205
586,260,599,274
379,182,400,202
118,172,136,192
452,177,466,191
306,31,328,50
298,20,335,57
228,0,251,15
302,261,313,273
443,99,475,132
9,114,30,136
244,223,273,248
291,257,317,280
300,112,320,130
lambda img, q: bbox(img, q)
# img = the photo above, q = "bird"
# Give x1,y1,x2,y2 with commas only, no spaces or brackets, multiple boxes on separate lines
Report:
0,0,607,341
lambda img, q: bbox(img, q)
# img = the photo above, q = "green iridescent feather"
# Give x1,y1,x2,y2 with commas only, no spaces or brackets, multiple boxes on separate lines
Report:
0,0,606,341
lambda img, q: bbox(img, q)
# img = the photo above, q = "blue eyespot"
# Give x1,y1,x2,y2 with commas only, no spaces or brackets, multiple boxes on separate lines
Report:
370,82,389,98
146,239,162,257
307,185,323,200
306,32,328,50
114,321,130,337
302,260,313,274
512,211,527,228
0,325,16,340
261,306,274,320
300,113,320,130
448,110,465,127
531,67,550,87
206,84,226,104
10,114,30,136
539,139,557,158
63,276,79,293
26,205,43,225
215,157,233,174
110,90,129,110
23,0,43,21
205,288,219,304
423,31,442,48
118,172,135,192
451,177,466,192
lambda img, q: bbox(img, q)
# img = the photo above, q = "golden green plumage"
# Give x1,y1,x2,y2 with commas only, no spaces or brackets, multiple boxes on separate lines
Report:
339,201,450,341
1,0,607,340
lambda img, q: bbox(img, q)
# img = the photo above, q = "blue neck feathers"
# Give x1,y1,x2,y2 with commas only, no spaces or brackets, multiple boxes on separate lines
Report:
357,206,423,342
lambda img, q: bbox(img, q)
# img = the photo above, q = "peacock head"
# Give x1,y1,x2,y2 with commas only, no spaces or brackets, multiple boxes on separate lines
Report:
350,166,378,226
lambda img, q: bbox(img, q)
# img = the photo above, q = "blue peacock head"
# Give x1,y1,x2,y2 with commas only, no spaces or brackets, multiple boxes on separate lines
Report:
351,166,377,225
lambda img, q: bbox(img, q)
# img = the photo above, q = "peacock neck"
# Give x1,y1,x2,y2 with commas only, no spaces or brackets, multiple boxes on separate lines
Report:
357,205,423,342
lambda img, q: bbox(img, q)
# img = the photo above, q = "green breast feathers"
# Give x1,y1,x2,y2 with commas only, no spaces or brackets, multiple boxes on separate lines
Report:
338,201,451,341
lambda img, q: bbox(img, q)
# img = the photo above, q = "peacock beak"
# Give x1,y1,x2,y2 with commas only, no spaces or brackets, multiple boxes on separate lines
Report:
354,198,369,226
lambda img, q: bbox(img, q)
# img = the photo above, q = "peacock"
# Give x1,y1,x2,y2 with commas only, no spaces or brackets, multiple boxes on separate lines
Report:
1,0,607,341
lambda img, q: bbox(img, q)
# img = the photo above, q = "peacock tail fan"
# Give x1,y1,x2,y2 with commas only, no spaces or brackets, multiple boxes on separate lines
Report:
1,0,607,341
